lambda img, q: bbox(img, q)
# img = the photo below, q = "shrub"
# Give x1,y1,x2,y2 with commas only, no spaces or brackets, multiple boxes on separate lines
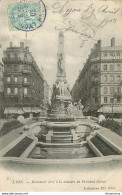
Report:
100,119,122,136
0,120,23,137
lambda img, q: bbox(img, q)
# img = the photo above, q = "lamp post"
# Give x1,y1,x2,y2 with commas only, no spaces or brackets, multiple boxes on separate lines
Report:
111,93,117,121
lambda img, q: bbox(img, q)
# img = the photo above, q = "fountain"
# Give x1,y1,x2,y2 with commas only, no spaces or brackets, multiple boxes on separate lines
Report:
0,32,121,163
36,31,87,145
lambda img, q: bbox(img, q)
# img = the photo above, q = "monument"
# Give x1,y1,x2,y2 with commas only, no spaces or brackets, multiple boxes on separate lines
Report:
39,31,82,143
50,31,72,118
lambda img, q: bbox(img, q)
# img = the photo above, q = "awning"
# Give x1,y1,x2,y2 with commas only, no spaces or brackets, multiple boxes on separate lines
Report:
23,107,41,113
4,107,24,114
97,106,122,113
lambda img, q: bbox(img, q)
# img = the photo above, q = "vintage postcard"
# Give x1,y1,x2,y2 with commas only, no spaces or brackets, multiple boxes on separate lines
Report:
0,0,122,192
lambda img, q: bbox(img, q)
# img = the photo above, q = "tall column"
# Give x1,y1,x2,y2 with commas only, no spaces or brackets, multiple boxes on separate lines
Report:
57,31,66,80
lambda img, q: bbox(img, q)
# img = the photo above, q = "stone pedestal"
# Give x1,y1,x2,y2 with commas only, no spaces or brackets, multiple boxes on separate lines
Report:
71,129,79,143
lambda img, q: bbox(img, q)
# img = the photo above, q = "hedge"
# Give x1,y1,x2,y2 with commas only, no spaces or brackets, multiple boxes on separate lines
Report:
100,119,122,136
0,120,23,137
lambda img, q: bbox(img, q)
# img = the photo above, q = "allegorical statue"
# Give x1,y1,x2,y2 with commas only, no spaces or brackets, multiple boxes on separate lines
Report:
58,53,63,74
57,31,66,79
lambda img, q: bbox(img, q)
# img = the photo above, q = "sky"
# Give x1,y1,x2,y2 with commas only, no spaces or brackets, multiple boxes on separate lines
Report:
0,0,122,90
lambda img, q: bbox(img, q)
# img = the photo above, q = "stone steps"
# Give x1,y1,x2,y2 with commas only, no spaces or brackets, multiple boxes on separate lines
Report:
52,135,72,138
52,139,72,143
53,132,71,135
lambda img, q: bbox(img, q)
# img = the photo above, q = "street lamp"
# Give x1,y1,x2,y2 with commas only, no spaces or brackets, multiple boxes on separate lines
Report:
111,93,117,121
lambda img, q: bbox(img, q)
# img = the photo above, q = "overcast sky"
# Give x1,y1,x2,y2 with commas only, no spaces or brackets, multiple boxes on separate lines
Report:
0,0,122,89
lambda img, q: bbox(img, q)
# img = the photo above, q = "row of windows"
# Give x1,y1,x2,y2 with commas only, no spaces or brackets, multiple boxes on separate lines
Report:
103,64,121,71
6,65,29,72
103,87,121,94
103,51,120,57
104,97,121,103
7,88,28,94
6,52,28,59
103,75,121,82
7,76,28,82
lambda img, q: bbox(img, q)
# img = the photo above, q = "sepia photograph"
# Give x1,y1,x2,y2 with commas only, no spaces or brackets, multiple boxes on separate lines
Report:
0,0,122,192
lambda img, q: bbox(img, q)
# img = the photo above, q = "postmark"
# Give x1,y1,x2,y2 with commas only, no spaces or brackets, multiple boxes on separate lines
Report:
8,0,46,31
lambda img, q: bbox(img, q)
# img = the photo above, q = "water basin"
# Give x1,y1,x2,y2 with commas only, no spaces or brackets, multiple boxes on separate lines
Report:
29,144,96,159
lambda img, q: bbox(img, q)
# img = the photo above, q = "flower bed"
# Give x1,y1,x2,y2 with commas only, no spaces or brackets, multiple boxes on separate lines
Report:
0,120,23,137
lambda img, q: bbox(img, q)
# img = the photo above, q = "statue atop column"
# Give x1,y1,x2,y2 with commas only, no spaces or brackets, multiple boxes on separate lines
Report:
57,31,66,79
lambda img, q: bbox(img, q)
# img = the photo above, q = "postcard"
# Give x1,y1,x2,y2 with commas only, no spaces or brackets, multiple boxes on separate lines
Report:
0,0,122,192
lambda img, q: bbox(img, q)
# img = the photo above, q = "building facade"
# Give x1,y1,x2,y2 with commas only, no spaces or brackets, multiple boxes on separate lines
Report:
71,38,122,117
0,62,4,117
2,42,48,117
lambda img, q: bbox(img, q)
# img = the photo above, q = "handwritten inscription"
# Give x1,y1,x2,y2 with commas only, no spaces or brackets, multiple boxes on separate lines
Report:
52,1,120,47
51,18,96,47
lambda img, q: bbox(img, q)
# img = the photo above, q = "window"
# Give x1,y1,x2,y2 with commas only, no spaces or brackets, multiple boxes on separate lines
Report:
24,88,27,95
14,77,17,82
14,65,18,71
110,75,114,82
7,88,11,94
110,52,115,57
14,88,18,94
117,97,120,103
7,76,10,82
116,75,120,82
94,88,98,94
24,77,27,82
110,98,114,103
116,64,121,71
24,65,28,70
7,65,10,72
103,52,107,57
110,64,114,71
95,97,98,103
104,97,108,103
117,87,121,93
103,65,107,70
14,53,18,58
104,87,108,94
110,87,114,94
103,75,107,82
7,53,10,58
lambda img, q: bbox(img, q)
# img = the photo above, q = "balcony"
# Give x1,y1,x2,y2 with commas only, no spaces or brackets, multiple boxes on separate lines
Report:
5,93,19,97
2,57,32,65
22,81,31,86
22,70,31,74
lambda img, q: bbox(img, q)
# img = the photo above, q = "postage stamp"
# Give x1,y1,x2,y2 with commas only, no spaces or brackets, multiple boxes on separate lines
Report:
8,0,46,31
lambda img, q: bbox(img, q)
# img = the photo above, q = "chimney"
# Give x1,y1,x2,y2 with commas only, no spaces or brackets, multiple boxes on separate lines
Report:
10,42,12,47
20,42,24,48
111,38,115,47
98,40,101,49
